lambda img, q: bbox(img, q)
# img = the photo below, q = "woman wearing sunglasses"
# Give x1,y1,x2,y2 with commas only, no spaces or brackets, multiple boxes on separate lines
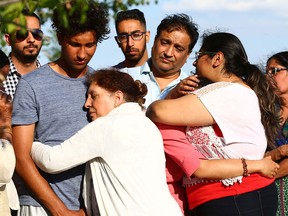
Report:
147,32,281,216
265,51,288,216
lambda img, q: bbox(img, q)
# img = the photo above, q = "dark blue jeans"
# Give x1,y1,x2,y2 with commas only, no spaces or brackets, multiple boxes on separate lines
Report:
190,182,278,216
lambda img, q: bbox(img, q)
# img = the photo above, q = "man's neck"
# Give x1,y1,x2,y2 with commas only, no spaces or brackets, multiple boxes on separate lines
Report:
11,55,38,75
50,59,87,78
123,50,148,68
151,65,180,91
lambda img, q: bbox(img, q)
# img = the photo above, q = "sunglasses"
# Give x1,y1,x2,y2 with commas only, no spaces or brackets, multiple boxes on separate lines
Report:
14,29,44,42
266,67,288,76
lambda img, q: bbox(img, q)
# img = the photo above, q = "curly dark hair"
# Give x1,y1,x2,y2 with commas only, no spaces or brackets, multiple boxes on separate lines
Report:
87,68,147,109
52,0,110,43
200,32,281,149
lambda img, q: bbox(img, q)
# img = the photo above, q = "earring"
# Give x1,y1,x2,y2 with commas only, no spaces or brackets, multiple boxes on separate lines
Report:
114,103,118,108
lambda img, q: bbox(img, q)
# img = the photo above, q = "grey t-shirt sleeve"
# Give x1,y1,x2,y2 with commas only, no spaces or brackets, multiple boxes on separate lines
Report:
12,78,38,125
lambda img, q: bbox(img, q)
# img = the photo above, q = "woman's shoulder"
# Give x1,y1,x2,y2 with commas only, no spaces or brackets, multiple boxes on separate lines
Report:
194,82,253,98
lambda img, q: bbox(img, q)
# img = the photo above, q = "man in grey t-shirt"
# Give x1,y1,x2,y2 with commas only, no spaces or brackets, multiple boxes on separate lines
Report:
12,2,110,215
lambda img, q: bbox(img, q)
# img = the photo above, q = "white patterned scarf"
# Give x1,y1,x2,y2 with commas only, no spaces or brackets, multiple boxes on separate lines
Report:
183,125,244,187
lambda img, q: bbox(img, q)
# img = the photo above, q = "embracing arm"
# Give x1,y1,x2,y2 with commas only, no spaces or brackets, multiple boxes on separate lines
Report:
196,157,278,179
146,94,214,126
265,144,288,162
275,158,288,179
13,125,85,216
31,123,101,174
159,123,279,180
265,145,288,179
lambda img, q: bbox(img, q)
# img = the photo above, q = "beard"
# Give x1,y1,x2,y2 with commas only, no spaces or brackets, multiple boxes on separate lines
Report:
124,44,146,63
22,53,39,63
12,44,42,64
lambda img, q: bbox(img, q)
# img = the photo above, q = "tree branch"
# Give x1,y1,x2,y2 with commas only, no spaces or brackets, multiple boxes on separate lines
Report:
0,0,20,7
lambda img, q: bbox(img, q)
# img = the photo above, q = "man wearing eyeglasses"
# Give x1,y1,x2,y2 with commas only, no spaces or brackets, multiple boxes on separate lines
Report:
3,9,43,98
113,9,150,70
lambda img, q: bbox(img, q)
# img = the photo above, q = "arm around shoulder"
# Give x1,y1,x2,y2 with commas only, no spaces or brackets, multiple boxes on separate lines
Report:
146,94,214,126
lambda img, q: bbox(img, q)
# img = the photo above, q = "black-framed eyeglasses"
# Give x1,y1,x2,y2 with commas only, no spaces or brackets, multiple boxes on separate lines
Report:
195,51,217,60
14,29,44,42
266,67,288,76
115,31,146,43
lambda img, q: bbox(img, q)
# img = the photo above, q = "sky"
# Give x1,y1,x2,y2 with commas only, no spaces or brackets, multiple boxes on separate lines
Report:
37,0,288,73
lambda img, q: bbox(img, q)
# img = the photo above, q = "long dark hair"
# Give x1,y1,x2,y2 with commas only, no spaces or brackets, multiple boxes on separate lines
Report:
266,51,288,147
267,51,288,68
87,68,147,109
201,32,281,149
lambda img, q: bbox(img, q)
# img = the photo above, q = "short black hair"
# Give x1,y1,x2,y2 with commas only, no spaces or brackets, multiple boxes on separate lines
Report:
0,50,9,69
6,8,42,34
52,0,110,43
115,9,146,33
21,8,41,23
155,13,199,53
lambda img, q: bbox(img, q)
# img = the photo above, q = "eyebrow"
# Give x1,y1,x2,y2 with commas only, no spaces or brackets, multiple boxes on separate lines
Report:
118,30,144,34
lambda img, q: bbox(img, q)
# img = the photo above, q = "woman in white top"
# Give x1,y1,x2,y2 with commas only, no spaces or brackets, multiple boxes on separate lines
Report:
31,69,183,216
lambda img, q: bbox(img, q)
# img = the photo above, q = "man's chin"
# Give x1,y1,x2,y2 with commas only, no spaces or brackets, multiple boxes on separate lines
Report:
126,55,141,63
24,51,40,60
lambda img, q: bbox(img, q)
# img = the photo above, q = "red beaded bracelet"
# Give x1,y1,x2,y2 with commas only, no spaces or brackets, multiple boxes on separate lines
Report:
241,158,248,177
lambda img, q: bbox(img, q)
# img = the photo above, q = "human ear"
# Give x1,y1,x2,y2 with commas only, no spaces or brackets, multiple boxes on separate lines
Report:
114,90,124,107
212,52,224,67
5,34,12,46
145,30,151,43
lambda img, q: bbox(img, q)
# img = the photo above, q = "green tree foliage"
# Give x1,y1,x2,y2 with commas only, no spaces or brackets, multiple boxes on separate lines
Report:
0,0,157,60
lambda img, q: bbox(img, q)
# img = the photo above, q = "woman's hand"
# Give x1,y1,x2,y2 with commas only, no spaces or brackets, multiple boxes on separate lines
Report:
166,75,200,99
257,156,279,178
275,144,288,158
265,145,288,162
